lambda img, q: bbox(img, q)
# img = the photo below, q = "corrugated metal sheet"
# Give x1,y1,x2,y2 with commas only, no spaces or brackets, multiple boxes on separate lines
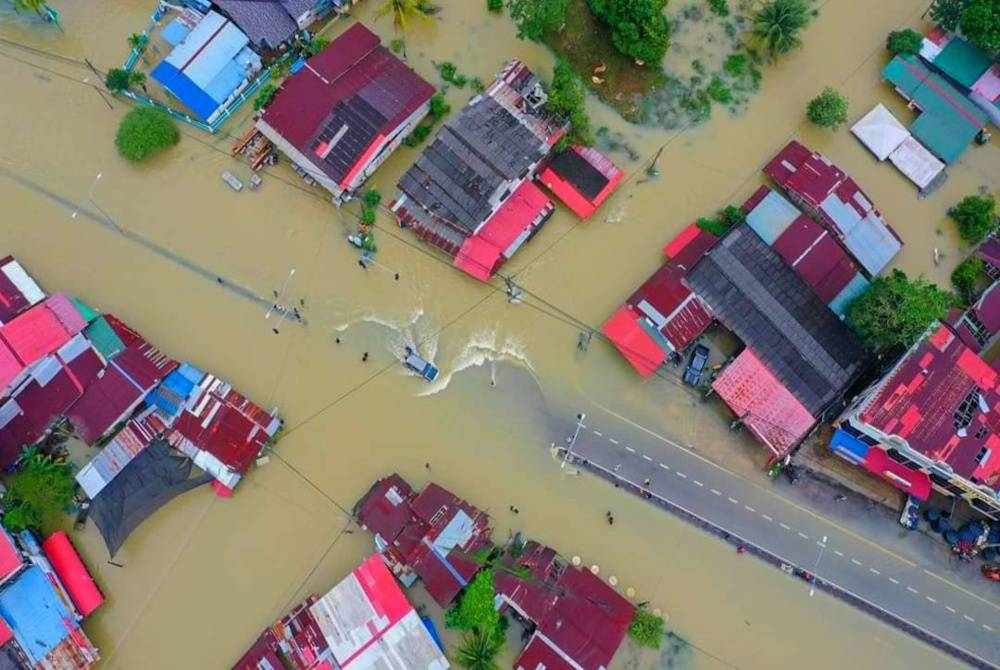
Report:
828,273,870,317
745,189,799,244
0,301,72,368
0,567,77,666
44,293,86,336
76,411,166,499
888,136,945,189
0,258,44,324
850,104,909,161
83,317,125,361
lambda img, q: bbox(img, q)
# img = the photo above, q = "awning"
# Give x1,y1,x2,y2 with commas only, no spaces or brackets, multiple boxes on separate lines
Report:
862,448,931,500
830,429,870,465
601,306,665,377
40,531,104,617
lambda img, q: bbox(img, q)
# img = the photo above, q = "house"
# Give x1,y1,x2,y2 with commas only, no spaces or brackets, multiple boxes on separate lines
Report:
233,554,449,670
0,257,44,325
150,10,263,123
919,28,1000,126
850,104,945,191
0,527,100,670
0,334,106,467
166,371,281,493
495,540,635,670
602,223,716,376
742,186,869,318
835,321,1000,518
354,474,492,606
764,141,902,276
212,0,346,52
64,340,177,445
256,23,434,203
882,55,988,164
947,281,1000,354
686,225,866,457
537,145,623,219
394,60,568,281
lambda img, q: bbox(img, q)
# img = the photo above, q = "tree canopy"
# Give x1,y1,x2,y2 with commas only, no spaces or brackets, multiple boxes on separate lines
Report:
455,628,503,670
846,269,952,351
548,61,592,145
930,0,963,31
948,193,997,243
959,0,1000,55
1,448,75,533
508,0,570,41
805,87,848,129
115,108,180,163
886,29,922,55
628,608,665,648
587,0,672,64
750,0,810,60
446,570,500,633
951,256,984,303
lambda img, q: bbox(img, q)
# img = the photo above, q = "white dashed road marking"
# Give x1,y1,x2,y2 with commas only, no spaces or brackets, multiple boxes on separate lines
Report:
963,615,975,623
779,522,791,530
797,532,809,540
676,471,688,479
761,514,773,522
659,463,670,470
834,550,845,557
609,438,619,445
869,568,880,576
693,480,704,487
744,506,756,513
888,577,900,585
711,489,721,496
983,624,993,632
906,586,919,594
642,454,653,462
625,446,635,453
925,596,936,603
727,497,739,505
851,558,863,566
945,606,956,613
592,430,602,437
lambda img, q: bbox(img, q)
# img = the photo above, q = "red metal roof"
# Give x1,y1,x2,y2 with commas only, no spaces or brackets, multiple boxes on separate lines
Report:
662,223,718,270
453,236,500,282
0,344,23,395
0,528,23,585
601,306,665,377
0,256,43,324
173,401,266,475
515,635,575,670
537,145,623,219
355,474,419,541
862,448,932,500
41,532,103,617
712,348,817,456
259,23,434,188
232,595,328,670
0,300,73,367
495,543,561,624
858,324,1000,490
770,214,856,303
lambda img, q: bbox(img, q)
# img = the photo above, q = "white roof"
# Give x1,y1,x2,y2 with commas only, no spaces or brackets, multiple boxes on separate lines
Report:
851,104,910,161
889,136,946,190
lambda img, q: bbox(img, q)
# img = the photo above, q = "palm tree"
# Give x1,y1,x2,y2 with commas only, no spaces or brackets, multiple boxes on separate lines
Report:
750,0,810,60
105,68,148,94
375,0,437,58
128,69,148,94
456,629,503,670
12,0,47,15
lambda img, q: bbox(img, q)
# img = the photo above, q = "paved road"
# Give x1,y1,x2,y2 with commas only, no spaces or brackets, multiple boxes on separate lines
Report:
551,413,1000,669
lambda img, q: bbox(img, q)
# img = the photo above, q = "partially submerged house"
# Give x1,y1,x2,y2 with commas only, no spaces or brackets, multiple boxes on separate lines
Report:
394,60,568,281
919,27,1000,126
256,23,434,203
0,293,87,395
354,474,492,607
835,321,1000,518
764,141,903,277
495,540,635,670
211,0,345,53
233,554,448,670
151,10,263,123
882,55,988,164
687,225,866,457
537,145,624,219
851,104,946,191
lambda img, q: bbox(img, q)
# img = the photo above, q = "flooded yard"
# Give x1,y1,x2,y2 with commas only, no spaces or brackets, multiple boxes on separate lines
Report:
0,0,996,668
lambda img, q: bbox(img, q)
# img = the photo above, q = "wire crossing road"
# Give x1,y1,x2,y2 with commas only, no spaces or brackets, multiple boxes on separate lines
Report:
552,414,1000,669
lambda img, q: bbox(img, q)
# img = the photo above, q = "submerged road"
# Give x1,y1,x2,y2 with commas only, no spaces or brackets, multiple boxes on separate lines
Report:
550,413,1000,669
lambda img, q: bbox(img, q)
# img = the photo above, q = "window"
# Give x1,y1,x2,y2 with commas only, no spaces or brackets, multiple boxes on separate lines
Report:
975,425,989,440
969,497,999,517
962,311,989,347
953,388,979,430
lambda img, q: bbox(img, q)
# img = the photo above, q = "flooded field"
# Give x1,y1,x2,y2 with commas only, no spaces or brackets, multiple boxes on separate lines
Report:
0,0,996,668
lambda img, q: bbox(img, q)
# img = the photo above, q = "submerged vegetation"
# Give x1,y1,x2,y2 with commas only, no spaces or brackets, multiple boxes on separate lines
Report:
1,447,75,534
948,193,998,243
403,90,450,147
806,87,848,129
696,204,744,236
115,108,180,163
628,608,665,648
847,270,952,351
548,60,592,146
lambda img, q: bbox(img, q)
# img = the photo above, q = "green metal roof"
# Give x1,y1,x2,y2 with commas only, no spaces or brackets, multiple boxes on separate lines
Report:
84,316,125,360
883,55,987,163
933,37,991,89
70,297,99,324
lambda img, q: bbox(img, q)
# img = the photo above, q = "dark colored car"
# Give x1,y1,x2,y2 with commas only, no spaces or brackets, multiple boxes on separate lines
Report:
682,344,710,386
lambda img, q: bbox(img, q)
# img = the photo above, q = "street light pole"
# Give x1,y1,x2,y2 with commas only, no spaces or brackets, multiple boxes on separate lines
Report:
810,535,828,597
265,268,296,320
71,172,102,219
561,412,586,469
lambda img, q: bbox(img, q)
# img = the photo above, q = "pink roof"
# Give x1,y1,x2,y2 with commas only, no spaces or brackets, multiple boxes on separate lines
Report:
44,293,87,335
0,528,23,585
858,324,1000,490
712,348,817,456
662,223,718,269
972,64,1000,103
601,306,665,377
0,300,73,367
259,23,434,188
0,344,23,394
66,341,176,445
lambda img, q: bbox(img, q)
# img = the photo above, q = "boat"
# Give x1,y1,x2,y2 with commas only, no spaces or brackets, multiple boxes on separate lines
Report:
222,170,243,192
404,346,438,381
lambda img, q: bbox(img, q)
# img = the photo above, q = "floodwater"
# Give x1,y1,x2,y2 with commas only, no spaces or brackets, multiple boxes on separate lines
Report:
0,0,996,668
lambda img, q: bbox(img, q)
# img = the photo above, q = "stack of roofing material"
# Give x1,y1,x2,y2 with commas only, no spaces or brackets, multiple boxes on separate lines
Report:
0,257,44,325
851,105,945,191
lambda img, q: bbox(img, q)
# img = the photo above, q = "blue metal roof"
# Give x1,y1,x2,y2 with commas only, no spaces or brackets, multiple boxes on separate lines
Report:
0,567,76,665
827,273,870,318
830,428,870,465
745,190,799,245
161,16,191,46
151,61,221,120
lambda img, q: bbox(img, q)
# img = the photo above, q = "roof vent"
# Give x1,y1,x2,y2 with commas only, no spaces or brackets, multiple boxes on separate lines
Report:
524,83,547,111
957,427,968,438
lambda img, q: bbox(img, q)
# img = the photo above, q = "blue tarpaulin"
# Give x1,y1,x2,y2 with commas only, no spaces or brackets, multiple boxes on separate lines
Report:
0,567,77,665
830,428,870,465
147,363,203,416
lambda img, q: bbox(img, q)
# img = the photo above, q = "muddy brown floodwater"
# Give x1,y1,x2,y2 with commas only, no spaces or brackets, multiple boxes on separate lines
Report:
1,0,996,668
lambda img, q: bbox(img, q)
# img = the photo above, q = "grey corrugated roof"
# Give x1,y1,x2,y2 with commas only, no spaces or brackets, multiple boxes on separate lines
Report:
279,0,318,20
687,225,865,414
214,0,298,49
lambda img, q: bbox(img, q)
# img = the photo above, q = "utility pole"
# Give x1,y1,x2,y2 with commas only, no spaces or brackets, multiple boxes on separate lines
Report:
809,535,828,597
71,173,102,219
561,412,587,469
266,268,296,320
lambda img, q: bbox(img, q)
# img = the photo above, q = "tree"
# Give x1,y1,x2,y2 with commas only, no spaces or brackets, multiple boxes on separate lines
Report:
628,608,664,648
846,269,952,351
446,570,500,633
115,108,180,163
487,0,504,12
253,84,278,111
12,0,47,15
951,256,984,303
949,193,997,243
455,628,503,670
375,0,438,57
750,0,810,60
548,61,592,145
959,0,1000,56
886,29,922,55
1,448,75,533
363,189,383,209
930,0,963,31
305,36,330,56
128,33,147,51
105,68,146,94
587,0,672,64
507,0,570,41
806,87,848,129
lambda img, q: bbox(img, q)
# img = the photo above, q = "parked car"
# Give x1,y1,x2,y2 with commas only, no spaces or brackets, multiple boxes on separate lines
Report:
683,344,710,385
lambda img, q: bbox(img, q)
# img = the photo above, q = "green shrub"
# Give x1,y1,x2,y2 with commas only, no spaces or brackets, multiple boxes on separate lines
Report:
750,0,810,60
487,0,504,11
115,108,179,163
886,29,922,56
429,92,451,119
508,0,571,41
253,83,278,111
806,87,848,129
548,60,592,145
707,76,732,103
363,189,383,209
470,77,486,93
708,0,729,17
1,448,75,533
952,256,985,301
404,124,433,146
723,52,748,76
949,194,998,243
305,37,330,56
390,38,405,53
453,73,469,88
960,0,1000,55
930,0,963,31
447,571,500,633
719,205,744,228
629,609,665,648
360,207,376,226
587,0,672,64
438,61,458,82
